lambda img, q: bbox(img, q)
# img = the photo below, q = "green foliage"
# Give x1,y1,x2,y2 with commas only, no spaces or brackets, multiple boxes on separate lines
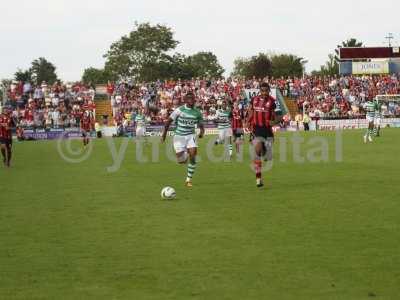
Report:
185,52,225,78
104,22,179,81
82,67,117,85
270,54,306,78
14,69,32,82
314,54,339,76
30,57,58,85
232,53,306,78
232,53,272,78
103,22,224,81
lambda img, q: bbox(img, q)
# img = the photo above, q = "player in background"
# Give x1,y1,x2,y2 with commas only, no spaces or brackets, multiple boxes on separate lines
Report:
0,107,15,168
363,97,376,143
134,107,147,140
80,110,93,146
214,100,233,158
246,82,281,188
373,98,382,137
232,102,244,154
161,92,204,187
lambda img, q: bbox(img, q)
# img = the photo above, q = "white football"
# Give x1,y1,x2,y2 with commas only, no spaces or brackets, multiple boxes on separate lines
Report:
161,187,176,200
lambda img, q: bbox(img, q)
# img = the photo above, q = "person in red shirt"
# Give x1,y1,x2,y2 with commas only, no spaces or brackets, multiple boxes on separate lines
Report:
246,82,281,188
231,102,244,154
80,111,93,146
0,107,15,167
106,81,115,99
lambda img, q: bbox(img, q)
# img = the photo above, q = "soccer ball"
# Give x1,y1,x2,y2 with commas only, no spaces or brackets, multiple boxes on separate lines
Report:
161,187,176,200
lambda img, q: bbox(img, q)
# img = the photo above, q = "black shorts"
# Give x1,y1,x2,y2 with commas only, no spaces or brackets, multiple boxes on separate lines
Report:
233,128,244,139
254,126,274,139
0,138,12,147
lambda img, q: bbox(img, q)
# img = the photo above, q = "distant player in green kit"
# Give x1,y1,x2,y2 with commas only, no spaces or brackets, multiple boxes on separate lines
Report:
161,92,205,187
373,98,382,137
214,100,233,159
134,108,147,140
363,97,377,143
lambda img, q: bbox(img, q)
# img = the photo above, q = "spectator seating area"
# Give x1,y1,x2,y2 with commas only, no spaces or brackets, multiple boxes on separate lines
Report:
2,75,400,131
2,81,96,129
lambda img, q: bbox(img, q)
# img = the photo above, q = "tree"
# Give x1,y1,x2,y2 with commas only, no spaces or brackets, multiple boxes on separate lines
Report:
185,52,224,78
30,57,58,85
14,69,32,82
82,67,116,85
231,57,250,78
231,53,272,78
104,22,179,81
270,54,307,78
314,54,339,76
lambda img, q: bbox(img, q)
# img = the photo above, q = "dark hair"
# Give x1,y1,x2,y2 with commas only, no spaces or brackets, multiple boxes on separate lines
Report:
185,92,195,99
260,82,270,90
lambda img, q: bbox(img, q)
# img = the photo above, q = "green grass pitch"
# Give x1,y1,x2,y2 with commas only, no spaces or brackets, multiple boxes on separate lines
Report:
1,129,399,299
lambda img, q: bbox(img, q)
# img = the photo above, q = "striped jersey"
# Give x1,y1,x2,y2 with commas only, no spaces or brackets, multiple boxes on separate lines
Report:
364,101,376,118
215,109,232,129
169,105,203,136
135,114,146,127
374,100,382,118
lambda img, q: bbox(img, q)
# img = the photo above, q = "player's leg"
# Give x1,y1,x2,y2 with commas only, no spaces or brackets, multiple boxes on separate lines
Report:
227,129,233,158
374,118,381,137
215,129,223,145
82,131,86,146
186,147,197,187
185,135,198,187
253,138,265,188
368,122,374,142
264,138,274,162
0,142,6,166
5,142,12,167
364,117,372,143
173,135,188,164
235,130,243,154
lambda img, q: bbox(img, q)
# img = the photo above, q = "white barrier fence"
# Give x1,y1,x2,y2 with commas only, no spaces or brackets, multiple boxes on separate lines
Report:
99,118,400,137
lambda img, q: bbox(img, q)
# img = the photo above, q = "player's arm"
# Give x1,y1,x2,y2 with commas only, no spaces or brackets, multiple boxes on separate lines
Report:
270,101,282,126
161,118,173,143
198,122,205,139
213,110,220,125
270,111,283,126
161,109,179,143
245,105,253,130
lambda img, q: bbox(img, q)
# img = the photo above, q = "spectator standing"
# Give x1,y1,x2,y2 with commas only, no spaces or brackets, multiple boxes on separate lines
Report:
303,113,311,131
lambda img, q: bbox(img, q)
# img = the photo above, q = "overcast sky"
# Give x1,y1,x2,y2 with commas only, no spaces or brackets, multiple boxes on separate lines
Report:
1,0,399,81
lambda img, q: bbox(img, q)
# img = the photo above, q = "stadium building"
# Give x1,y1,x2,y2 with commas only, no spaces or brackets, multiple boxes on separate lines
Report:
339,46,400,75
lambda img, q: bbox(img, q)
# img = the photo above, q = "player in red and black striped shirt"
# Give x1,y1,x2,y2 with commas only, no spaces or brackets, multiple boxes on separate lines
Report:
80,111,93,146
246,83,281,188
0,107,15,167
231,102,244,154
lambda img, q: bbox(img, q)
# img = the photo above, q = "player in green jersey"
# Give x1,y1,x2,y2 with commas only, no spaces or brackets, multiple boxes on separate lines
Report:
214,100,233,159
363,98,377,143
134,108,147,139
373,99,382,137
161,92,205,187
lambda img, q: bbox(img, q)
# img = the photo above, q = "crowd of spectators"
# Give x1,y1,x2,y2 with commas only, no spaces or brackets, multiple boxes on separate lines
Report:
108,77,283,128
107,74,400,128
287,75,400,119
2,81,96,129
2,75,400,131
